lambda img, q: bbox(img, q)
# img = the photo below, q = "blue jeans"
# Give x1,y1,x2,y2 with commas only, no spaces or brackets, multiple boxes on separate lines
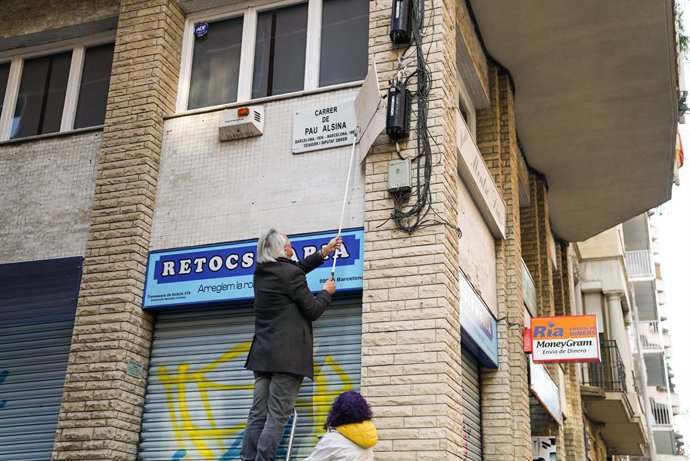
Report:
240,371,304,461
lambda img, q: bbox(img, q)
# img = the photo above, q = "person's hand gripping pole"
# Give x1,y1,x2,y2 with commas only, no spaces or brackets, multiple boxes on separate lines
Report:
320,236,342,294
322,235,343,281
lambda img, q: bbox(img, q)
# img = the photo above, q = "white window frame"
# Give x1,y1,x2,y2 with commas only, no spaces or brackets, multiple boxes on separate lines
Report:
0,32,115,142
178,0,342,113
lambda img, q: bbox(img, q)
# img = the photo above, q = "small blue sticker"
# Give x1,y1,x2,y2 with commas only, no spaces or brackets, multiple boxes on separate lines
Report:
194,22,209,38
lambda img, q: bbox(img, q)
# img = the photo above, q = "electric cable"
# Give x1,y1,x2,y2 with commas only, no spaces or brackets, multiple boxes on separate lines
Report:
388,0,461,237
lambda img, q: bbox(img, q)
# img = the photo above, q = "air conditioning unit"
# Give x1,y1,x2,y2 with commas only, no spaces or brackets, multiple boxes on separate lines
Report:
219,106,264,141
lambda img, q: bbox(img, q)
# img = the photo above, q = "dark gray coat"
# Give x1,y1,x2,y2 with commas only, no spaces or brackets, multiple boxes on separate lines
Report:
245,252,332,379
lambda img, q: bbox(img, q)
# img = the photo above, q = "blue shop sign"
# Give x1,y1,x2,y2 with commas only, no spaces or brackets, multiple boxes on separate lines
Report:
460,271,499,368
143,228,364,309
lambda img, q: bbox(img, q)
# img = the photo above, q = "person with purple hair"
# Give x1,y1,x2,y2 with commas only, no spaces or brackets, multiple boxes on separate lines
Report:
305,391,378,460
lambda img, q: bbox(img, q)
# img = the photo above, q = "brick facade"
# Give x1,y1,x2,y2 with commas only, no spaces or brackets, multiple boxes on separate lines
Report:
0,1,598,460
475,66,532,461
361,0,464,459
557,244,587,461
52,1,183,459
519,165,591,461
520,172,568,460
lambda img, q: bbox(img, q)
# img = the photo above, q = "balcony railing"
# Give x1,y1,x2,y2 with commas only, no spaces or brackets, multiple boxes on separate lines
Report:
625,249,654,279
583,340,627,392
639,321,663,351
650,398,672,426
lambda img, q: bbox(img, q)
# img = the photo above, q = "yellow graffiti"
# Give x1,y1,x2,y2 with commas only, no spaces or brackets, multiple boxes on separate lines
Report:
294,355,355,454
158,342,253,460
157,342,355,461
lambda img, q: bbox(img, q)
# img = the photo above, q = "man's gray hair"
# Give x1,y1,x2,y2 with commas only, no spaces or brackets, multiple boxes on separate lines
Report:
257,229,288,263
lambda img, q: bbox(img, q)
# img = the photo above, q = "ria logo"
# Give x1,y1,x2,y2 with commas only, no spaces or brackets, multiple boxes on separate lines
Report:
533,321,564,338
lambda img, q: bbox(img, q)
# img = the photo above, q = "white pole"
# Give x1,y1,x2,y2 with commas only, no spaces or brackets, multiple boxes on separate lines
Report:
330,128,359,279
285,409,299,460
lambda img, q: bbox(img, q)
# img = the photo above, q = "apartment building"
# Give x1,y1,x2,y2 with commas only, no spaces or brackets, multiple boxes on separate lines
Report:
0,1,680,460
573,212,688,461
625,213,687,461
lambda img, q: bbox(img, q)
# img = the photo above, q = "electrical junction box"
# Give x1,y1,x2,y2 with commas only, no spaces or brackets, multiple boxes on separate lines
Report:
388,158,411,193
386,85,411,140
219,106,264,141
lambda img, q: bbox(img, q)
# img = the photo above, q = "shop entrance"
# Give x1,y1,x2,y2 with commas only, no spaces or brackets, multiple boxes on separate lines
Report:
138,297,362,460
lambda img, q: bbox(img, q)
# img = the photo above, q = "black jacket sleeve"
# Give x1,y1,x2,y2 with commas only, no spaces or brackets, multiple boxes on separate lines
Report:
287,266,331,321
297,251,326,274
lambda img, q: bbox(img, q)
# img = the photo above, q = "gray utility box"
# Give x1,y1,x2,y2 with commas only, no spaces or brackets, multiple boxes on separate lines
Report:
388,158,411,193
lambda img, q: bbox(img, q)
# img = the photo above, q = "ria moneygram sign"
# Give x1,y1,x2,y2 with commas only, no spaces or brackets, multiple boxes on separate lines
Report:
531,315,601,364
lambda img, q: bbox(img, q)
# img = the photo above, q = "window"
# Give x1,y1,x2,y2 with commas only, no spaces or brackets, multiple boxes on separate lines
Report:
180,0,370,111
12,51,72,139
188,16,243,109
0,41,115,141
0,63,10,118
319,0,368,87
74,43,115,129
252,4,308,99
458,77,476,139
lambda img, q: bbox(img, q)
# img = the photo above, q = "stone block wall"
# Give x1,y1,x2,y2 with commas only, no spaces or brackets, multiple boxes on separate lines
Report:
557,243,587,461
53,1,184,459
0,0,119,39
0,131,100,264
520,167,590,460
361,0,463,459
520,174,541,303
476,64,531,461
520,172,566,460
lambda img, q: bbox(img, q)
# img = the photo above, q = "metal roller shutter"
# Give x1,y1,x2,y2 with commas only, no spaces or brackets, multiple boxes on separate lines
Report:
462,347,483,461
139,297,362,461
0,257,82,461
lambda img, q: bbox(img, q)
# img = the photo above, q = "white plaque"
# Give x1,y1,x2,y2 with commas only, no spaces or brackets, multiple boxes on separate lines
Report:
293,101,357,154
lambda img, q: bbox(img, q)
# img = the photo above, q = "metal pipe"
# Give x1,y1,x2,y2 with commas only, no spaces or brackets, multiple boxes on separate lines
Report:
285,409,299,460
